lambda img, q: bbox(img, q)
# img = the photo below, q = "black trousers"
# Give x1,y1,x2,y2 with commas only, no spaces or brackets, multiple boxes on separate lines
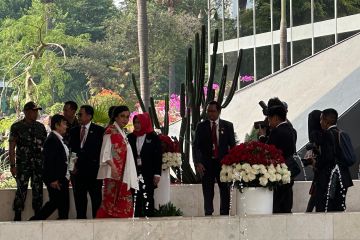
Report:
32,179,69,220
306,182,316,212
72,175,102,219
273,180,294,213
315,181,348,212
201,160,230,215
306,194,316,212
134,176,155,217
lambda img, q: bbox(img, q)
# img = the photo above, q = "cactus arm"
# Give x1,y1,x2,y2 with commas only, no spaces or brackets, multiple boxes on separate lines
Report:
164,95,169,135
205,29,218,105
186,48,194,109
131,73,147,113
150,97,161,130
197,25,206,107
194,32,200,100
180,83,186,117
221,49,243,108
217,64,228,105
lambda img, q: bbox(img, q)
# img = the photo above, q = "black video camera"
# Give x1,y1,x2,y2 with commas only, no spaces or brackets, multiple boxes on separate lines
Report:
305,142,319,155
254,120,267,130
300,142,319,167
254,101,269,130
259,101,268,116
301,158,313,167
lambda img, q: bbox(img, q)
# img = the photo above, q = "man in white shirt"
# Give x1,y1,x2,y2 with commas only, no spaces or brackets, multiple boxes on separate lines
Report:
30,114,70,220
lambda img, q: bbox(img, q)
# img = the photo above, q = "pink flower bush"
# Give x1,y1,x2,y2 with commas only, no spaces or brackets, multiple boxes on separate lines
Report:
240,75,254,82
203,83,220,96
131,94,182,125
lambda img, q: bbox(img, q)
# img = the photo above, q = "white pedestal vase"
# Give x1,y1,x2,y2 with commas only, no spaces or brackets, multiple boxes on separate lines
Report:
154,168,170,209
236,187,273,215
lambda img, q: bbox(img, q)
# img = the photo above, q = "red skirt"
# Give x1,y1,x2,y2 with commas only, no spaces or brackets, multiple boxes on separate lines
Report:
96,179,133,218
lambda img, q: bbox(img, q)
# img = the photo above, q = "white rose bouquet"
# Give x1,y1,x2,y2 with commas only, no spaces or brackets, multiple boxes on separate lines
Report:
158,134,181,171
220,141,292,189
162,152,182,170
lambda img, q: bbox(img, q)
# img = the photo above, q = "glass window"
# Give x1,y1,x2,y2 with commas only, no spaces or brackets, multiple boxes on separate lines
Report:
273,42,291,71
239,48,254,88
292,0,311,27
314,0,334,22
314,35,335,53
293,39,312,64
256,45,272,79
255,0,271,34
272,0,291,31
337,1,360,18
338,30,360,42
239,0,254,37
224,51,240,92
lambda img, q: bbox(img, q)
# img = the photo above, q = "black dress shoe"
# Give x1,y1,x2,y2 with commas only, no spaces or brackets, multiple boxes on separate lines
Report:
14,211,21,221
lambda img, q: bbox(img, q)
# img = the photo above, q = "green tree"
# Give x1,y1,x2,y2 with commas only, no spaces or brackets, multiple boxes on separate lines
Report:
0,0,32,20
0,0,90,110
53,0,116,42
67,1,201,101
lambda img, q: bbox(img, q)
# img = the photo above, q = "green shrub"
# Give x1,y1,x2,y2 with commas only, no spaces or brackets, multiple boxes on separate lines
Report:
0,115,16,133
45,103,64,116
0,171,16,189
46,102,64,115
244,126,258,142
88,89,126,126
0,115,17,148
154,202,183,217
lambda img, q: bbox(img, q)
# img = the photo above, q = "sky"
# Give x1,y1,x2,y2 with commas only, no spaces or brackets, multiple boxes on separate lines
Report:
113,0,122,8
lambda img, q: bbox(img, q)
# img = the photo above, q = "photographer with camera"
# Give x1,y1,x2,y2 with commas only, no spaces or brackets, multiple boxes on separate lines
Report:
256,101,270,143
257,100,296,143
257,97,299,213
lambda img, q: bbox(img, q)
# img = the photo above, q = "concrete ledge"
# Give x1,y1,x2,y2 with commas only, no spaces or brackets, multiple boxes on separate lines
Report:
1,181,360,221
1,213,360,240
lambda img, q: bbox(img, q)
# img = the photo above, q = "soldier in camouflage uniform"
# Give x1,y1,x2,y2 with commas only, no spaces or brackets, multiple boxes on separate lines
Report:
9,102,47,221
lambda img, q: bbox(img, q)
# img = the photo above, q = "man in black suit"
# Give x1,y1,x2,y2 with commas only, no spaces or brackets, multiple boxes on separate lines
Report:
193,101,236,216
63,101,79,146
69,105,105,219
314,108,353,212
30,114,70,220
258,98,298,213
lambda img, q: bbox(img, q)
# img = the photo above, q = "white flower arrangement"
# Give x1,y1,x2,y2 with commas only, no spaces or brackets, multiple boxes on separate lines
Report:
162,152,182,170
220,163,291,187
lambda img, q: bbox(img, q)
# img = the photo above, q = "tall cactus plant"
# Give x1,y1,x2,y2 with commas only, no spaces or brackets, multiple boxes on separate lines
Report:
179,25,243,183
131,25,243,184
